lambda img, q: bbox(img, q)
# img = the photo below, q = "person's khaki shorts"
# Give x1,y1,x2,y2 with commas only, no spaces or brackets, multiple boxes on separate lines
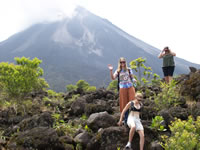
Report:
127,115,144,131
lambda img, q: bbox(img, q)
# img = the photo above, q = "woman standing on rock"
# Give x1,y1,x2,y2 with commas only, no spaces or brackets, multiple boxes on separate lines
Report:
118,93,144,150
158,46,176,83
108,57,136,124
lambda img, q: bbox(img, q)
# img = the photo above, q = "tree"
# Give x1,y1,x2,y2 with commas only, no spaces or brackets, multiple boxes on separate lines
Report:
107,80,118,92
130,57,147,82
76,80,90,91
66,80,96,92
86,86,96,92
0,57,49,97
66,84,77,92
129,57,160,86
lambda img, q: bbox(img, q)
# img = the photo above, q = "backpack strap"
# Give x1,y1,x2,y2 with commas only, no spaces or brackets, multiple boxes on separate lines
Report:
131,101,134,110
117,71,120,91
128,68,133,81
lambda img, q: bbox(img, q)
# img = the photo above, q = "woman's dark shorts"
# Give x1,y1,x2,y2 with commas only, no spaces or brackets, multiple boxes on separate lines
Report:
162,66,175,76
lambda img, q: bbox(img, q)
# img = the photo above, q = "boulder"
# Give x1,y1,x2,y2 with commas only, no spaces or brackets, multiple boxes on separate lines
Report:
74,131,92,148
190,102,200,118
158,109,173,127
4,112,53,137
169,106,189,120
85,100,113,116
88,124,156,150
0,107,24,127
30,90,48,99
141,105,158,120
69,98,86,116
94,126,128,150
7,127,65,150
59,135,75,145
179,69,200,100
87,111,117,132
150,141,163,150
62,144,74,150
18,112,54,131
89,88,117,100
189,66,197,73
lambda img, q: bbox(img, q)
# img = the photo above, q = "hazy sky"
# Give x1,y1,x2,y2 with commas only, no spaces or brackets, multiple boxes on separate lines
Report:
0,0,199,64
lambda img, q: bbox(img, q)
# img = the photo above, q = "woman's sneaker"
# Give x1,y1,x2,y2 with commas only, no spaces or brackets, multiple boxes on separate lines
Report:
125,142,131,149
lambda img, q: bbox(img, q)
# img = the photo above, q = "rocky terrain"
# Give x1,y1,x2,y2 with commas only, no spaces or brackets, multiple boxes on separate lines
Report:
0,67,200,150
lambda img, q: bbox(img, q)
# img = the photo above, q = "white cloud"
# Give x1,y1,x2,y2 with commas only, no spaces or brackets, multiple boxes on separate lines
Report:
19,0,77,23
0,0,77,41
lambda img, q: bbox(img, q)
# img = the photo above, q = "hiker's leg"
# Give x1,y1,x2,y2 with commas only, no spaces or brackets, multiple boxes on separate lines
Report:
165,76,169,83
125,125,135,149
129,125,136,142
169,76,173,82
128,86,135,101
138,130,144,150
124,87,135,124
119,88,128,112
162,67,170,83
168,66,175,83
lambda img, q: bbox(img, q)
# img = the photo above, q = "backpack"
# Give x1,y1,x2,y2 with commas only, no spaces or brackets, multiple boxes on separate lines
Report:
117,68,133,91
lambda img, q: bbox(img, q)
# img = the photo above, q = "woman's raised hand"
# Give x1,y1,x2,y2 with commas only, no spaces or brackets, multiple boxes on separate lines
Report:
107,64,113,71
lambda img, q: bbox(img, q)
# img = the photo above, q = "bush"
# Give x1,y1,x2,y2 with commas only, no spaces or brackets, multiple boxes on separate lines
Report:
66,80,96,92
76,80,89,91
130,57,153,86
154,80,181,110
107,80,118,92
152,73,161,86
66,84,77,92
151,116,166,131
0,57,48,97
86,86,96,92
129,57,161,88
161,116,200,150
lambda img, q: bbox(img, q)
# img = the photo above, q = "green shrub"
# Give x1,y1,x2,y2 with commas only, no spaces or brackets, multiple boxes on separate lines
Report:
107,80,118,92
161,116,200,150
76,80,89,91
52,113,79,136
154,80,180,110
76,143,83,150
84,125,92,133
86,86,96,92
0,57,48,98
66,80,96,92
151,116,166,131
81,114,88,120
47,90,58,97
47,90,64,102
151,73,161,86
68,94,80,103
66,84,77,92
